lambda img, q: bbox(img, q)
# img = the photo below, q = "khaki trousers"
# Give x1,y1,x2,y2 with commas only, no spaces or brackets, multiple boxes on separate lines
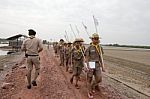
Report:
26,56,40,85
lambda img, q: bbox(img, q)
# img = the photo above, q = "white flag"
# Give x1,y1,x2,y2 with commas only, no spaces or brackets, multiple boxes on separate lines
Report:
93,15,99,26
82,22,87,29
75,25,80,35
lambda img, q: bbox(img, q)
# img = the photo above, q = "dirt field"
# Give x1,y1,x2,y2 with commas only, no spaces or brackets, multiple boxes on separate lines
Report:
103,46,150,65
103,46,150,99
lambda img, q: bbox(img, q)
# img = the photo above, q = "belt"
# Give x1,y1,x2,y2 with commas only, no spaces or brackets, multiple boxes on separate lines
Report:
27,55,39,56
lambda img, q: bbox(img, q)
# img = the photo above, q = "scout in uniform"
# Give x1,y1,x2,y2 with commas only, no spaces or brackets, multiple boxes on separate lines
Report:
58,39,65,66
63,42,68,69
21,29,43,89
56,42,60,57
53,42,58,56
85,33,105,98
64,42,72,72
67,42,73,73
70,38,84,89
78,38,85,81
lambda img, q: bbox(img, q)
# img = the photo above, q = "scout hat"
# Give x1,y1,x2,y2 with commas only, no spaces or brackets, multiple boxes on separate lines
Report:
89,33,101,39
68,42,72,44
80,38,84,42
74,38,84,42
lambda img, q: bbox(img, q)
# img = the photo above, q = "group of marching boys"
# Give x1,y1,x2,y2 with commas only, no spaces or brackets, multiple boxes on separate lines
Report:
53,33,105,98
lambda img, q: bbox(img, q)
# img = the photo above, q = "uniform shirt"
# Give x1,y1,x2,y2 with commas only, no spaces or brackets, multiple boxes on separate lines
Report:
21,36,43,55
53,43,57,50
58,43,64,53
65,46,72,55
85,44,102,62
72,47,84,68
53,44,58,53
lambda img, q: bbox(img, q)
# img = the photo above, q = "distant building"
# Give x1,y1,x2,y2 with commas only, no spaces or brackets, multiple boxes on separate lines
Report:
0,38,8,44
6,34,28,51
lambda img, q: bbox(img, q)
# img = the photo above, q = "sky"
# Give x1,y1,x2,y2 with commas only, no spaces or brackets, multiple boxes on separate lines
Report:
0,0,150,45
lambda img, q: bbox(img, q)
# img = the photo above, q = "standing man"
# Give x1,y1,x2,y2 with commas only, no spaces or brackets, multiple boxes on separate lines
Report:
21,29,43,89
85,33,105,98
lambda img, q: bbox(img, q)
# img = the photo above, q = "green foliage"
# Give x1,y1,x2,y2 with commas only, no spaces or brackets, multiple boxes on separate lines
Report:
104,44,150,49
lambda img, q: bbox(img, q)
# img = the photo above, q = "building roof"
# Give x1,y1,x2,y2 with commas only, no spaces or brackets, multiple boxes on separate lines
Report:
6,34,28,40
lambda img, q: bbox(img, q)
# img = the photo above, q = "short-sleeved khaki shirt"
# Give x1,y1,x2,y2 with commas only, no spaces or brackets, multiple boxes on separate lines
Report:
72,47,84,68
21,37,43,55
85,45,101,62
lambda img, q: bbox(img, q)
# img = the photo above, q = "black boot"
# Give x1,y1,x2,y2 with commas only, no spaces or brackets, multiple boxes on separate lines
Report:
32,81,37,86
27,85,31,89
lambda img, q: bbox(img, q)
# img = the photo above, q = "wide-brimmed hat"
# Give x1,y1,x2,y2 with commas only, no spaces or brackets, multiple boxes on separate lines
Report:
67,42,72,44
89,33,101,39
74,38,84,42
80,38,84,42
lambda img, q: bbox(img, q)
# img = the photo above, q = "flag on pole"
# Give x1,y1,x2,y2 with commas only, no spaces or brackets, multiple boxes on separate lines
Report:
93,15,99,33
65,30,69,41
82,22,87,30
93,15,99,26
64,35,68,41
75,25,80,36
82,22,90,37
69,24,76,38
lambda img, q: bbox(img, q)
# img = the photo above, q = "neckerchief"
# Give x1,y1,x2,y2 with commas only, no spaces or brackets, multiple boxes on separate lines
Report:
91,43,101,53
75,46,81,54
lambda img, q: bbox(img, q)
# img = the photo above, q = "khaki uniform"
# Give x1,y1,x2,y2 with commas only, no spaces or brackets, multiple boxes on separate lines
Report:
53,43,57,53
68,46,73,73
58,43,65,66
72,47,84,76
64,45,71,71
21,36,43,85
85,44,102,92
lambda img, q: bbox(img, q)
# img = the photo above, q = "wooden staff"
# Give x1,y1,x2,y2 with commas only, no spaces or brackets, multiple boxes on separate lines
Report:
93,15,105,72
82,22,90,37
69,24,76,38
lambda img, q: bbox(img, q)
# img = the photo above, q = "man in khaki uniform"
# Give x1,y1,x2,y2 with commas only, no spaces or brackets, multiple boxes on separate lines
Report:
70,38,84,89
85,33,105,98
67,42,73,73
64,42,72,72
58,39,65,66
21,29,43,89
53,42,58,56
